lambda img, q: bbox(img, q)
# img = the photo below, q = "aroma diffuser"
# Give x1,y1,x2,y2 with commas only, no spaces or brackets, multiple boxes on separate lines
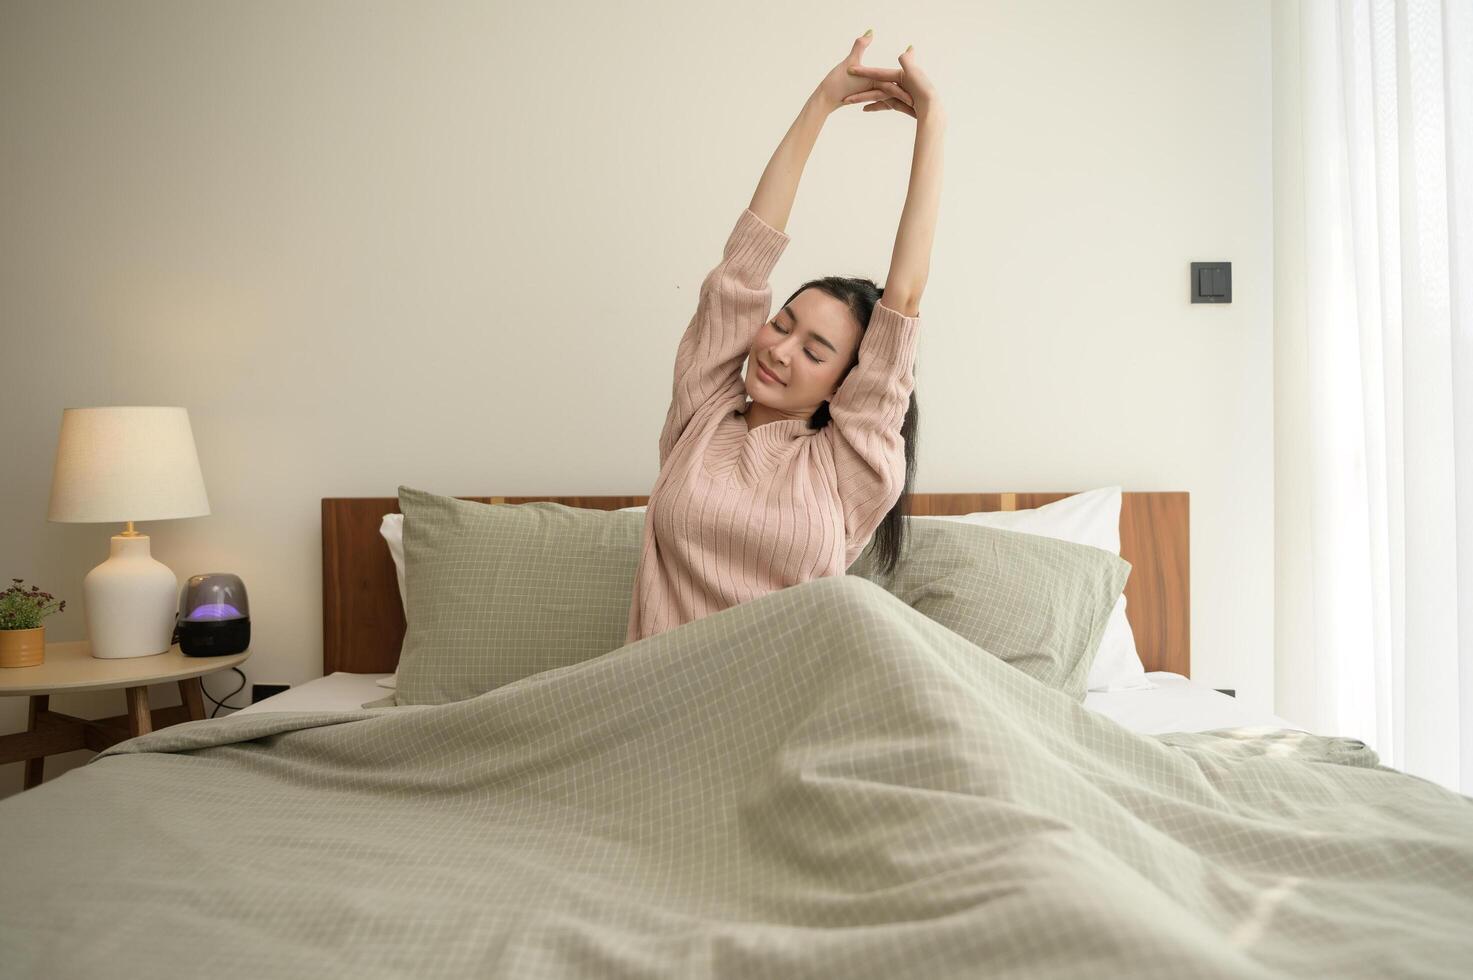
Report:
175,573,250,656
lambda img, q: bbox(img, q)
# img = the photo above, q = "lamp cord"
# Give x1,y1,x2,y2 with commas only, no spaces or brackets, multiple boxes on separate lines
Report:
200,668,248,719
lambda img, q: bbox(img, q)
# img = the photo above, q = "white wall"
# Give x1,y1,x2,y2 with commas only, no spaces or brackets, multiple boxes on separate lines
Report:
0,0,1275,797
1271,0,1316,732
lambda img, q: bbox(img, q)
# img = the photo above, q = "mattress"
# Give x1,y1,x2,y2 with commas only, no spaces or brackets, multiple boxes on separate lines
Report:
234,669,1306,735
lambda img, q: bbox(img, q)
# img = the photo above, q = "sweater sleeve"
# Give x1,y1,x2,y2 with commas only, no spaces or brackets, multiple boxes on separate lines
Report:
826,301,921,565
657,208,790,467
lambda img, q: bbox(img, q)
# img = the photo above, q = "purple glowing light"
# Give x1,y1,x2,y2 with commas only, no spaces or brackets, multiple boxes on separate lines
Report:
185,603,243,621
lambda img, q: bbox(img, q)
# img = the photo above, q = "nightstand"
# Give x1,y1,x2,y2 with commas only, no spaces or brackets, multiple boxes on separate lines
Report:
0,639,251,791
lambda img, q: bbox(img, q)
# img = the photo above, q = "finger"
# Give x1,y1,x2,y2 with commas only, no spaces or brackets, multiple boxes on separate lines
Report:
877,80,914,106
863,99,914,118
897,46,928,80
845,83,912,108
847,65,904,81
850,30,873,55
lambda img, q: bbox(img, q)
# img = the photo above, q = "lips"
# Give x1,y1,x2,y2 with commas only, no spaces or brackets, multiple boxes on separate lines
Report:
756,363,785,385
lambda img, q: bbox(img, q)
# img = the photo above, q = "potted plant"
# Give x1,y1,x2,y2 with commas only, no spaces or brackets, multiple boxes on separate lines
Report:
0,579,67,668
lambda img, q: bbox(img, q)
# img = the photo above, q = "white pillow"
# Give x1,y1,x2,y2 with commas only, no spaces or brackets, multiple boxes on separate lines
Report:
923,487,1152,692
378,513,407,689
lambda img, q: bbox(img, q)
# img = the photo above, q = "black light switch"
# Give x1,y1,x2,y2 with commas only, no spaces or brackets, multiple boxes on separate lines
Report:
1191,262,1232,303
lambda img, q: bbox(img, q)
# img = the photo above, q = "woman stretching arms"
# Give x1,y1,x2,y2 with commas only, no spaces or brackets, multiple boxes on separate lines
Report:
626,31,944,643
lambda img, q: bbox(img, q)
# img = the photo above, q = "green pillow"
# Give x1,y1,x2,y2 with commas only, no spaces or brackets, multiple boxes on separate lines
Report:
392,487,1128,707
394,486,644,706
846,518,1131,701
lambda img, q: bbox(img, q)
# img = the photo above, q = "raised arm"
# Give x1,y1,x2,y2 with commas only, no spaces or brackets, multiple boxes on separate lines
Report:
844,45,945,316
820,43,942,559
750,30,885,232
656,32,895,467
656,209,788,468
880,111,944,316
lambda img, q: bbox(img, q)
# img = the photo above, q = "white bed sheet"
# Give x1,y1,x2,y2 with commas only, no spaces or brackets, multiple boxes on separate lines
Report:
233,670,1307,734
233,671,395,715
1085,673,1304,733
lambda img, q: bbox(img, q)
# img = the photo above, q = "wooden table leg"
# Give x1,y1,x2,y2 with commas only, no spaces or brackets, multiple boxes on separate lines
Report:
125,686,152,737
178,677,205,721
23,694,48,789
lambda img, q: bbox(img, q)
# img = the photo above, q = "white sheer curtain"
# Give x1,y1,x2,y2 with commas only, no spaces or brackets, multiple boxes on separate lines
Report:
1281,0,1472,793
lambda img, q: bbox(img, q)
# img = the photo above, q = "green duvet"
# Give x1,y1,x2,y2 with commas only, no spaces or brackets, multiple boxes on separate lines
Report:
1,575,1469,978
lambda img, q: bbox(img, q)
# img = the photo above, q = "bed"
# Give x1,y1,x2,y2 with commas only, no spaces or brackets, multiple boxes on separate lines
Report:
237,669,1299,735
1,490,1470,979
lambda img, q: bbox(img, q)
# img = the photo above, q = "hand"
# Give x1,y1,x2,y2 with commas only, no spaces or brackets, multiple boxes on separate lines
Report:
839,45,940,121
814,31,891,113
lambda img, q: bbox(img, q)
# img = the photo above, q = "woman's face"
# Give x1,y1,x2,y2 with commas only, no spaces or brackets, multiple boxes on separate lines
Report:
745,289,862,414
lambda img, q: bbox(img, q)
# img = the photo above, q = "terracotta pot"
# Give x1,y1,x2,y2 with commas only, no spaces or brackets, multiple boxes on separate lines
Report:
0,626,45,668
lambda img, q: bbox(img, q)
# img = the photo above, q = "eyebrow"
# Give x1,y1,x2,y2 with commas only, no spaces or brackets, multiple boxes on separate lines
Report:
780,305,839,354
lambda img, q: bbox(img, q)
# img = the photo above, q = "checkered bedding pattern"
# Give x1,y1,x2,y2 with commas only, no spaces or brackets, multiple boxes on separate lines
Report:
1,575,1469,978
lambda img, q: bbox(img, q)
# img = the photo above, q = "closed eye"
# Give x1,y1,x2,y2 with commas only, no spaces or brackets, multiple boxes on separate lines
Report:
772,323,823,363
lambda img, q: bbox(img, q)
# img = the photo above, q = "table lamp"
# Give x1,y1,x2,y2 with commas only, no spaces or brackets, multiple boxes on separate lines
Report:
46,407,211,659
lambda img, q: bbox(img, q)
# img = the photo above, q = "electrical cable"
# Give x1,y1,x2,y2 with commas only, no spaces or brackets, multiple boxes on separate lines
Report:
200,667,248,718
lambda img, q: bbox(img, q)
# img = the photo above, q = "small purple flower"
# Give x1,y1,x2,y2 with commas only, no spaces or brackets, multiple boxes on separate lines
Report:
0,578,67,629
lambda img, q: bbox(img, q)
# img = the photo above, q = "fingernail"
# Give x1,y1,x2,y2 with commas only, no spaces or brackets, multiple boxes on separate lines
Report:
905,44,913,53
863,28,872,37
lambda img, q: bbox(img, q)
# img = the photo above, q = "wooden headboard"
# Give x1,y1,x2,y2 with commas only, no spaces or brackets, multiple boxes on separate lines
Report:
321,492,1189,677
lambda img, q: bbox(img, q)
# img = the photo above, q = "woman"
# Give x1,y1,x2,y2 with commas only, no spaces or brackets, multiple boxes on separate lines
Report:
627,31,944,644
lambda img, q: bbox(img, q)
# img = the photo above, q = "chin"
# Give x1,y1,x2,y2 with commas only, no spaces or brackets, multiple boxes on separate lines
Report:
747,372,786,400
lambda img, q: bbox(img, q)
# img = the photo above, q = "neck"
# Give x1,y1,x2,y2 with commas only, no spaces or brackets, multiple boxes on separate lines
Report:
743,399,808,431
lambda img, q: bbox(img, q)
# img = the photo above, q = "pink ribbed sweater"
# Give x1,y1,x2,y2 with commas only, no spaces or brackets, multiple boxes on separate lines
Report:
626,207,921,643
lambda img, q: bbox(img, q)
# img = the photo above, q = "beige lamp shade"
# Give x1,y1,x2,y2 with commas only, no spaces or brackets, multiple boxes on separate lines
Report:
48,407,210,524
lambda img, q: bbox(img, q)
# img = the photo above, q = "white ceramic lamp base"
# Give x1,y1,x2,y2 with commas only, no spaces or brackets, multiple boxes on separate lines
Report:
83,534,179,659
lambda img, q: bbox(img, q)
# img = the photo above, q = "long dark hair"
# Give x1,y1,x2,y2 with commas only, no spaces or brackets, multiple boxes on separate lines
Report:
778,277,919,578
